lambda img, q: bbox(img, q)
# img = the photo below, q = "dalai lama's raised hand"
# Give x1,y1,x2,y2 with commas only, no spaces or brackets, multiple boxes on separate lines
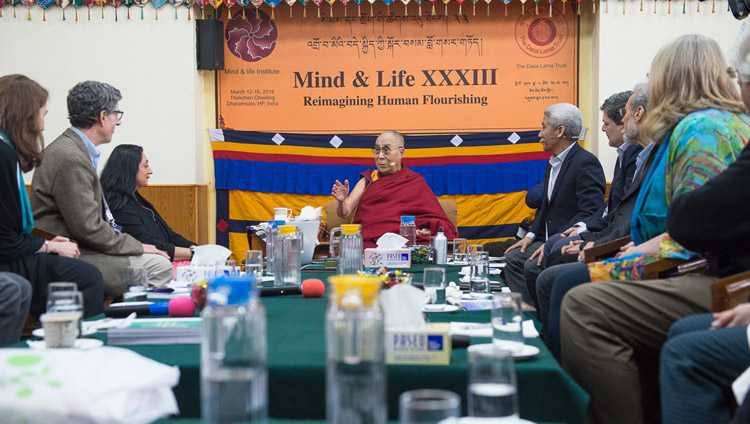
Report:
332,179,350,202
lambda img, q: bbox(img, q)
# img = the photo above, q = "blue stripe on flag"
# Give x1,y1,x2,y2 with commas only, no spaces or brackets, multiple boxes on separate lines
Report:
214,159,547,195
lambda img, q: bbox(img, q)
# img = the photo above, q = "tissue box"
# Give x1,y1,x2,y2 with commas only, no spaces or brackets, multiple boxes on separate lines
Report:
175,265,215,284
385,323,451,365
364,248,412,268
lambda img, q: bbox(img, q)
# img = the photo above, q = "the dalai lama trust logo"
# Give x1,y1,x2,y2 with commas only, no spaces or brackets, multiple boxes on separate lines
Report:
515,11,568,58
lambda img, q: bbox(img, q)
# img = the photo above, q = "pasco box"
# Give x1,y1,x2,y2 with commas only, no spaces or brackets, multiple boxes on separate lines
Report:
364,248,412,268
385,323,451,365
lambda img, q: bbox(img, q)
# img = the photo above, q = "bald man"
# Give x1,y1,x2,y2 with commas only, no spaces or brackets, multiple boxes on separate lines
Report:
332,130,459,248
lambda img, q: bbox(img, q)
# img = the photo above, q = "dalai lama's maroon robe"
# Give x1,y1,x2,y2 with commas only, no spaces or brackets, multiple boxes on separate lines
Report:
352,167,459,248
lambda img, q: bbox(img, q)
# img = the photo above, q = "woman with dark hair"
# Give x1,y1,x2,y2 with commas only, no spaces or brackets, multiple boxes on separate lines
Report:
0,74,104,334
101,144,196,261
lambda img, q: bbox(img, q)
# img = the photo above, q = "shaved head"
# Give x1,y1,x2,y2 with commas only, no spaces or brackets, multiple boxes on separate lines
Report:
377,130,404,148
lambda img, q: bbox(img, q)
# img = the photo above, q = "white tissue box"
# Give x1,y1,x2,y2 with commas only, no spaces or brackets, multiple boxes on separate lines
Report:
175,265,215,284
364,248,412,268
385,323,451,365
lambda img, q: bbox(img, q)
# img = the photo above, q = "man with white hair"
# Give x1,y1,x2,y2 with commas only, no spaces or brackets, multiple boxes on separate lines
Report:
503,103,606,305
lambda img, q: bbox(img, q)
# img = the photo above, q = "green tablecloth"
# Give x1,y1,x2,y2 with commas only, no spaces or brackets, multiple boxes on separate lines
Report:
28,265,589,423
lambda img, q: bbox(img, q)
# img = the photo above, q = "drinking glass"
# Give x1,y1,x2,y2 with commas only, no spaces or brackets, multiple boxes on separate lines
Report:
399,389,461,424
123,265,149,302
43,290,84,347
468,348,519,420
452,238,468,265
46,282,77,311
468,244,483,259
470,251,491,298
245,250,263,280
216,259,240,278
492,292,525,354
422,267,446,311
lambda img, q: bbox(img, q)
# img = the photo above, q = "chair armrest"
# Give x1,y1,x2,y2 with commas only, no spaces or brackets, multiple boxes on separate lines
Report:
31,227,60,241
711,271,750,313
583,236,632,263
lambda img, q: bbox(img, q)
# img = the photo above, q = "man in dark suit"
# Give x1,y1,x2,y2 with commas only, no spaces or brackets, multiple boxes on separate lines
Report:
503,103,606,305
534,83,656,356
521,92,644,303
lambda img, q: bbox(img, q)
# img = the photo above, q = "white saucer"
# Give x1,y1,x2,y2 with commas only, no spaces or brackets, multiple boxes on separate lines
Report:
423,304,460,313
27,338,104,350
33,326,97,338
467,343,541,360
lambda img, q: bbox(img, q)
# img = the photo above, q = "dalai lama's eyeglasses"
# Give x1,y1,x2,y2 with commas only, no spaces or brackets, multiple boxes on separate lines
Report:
372,146,402,156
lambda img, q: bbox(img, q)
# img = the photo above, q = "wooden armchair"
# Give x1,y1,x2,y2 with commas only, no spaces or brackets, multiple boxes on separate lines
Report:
711,271,750,313
582,235,708,280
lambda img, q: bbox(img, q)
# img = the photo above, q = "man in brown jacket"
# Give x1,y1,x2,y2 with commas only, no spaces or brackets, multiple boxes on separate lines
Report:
31,81,172,296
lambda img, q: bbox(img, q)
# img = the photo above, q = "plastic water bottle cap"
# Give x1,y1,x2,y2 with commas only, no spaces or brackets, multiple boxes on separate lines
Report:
268,220,286,228
341,224,361,235
400,216,415,224
278,225,297,236
209,276,258,305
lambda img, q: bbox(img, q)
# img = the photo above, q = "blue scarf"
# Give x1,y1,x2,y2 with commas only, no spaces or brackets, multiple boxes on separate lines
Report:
630,132,671,246
0,129,34,234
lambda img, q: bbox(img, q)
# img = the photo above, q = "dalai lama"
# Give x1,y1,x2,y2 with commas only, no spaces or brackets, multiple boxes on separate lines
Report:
331,130,459,248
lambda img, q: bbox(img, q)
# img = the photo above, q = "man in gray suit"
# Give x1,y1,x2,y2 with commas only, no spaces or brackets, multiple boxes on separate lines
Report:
31,81,172,296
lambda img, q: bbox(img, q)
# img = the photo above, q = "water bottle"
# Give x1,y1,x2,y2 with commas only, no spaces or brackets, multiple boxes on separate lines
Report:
201,276,267,424
399,216,416,246
434,226,447,265
337,224,363,275
326,275,386,424
265,220,285,276
272,225,304,286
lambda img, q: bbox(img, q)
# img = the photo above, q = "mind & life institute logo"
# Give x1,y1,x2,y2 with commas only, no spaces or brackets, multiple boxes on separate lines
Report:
225,11,278,62
515,11,568,59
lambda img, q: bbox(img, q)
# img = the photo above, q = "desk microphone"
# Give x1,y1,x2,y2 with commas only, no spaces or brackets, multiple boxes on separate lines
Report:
260,279,325,298
105,297,196,318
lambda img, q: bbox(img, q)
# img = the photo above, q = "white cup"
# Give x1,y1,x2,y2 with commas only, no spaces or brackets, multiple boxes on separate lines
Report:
274,207,293,221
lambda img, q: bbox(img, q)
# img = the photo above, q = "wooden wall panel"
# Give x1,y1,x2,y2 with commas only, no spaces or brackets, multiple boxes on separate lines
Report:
138,185,209,245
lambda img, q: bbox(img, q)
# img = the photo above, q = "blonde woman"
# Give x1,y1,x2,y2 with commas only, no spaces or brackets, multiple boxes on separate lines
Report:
557,34,750,424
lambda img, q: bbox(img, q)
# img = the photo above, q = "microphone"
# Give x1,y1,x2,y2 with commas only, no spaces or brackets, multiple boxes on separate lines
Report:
105,297,196,318
260,278,325,298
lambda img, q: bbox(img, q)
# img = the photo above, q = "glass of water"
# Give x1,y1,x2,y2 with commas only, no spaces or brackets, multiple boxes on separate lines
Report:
468,347,518,420
492,292,525,354
216,260,240,278
399,389,461,424
422,267,446,311
245,250,264,280
47,282,78,310
470,251,491,298
452,238,468,265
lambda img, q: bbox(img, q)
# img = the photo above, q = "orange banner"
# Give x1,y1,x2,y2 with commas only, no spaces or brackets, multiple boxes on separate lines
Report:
218,3,578,134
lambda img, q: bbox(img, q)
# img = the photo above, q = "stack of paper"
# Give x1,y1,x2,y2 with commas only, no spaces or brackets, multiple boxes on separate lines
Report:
107,318,202,345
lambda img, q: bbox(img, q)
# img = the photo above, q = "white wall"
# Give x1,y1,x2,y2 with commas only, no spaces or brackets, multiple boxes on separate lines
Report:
0,5,210,184
594,0,744,179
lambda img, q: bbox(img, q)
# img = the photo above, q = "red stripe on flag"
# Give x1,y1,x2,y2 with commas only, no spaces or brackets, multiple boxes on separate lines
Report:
212,150,552,165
